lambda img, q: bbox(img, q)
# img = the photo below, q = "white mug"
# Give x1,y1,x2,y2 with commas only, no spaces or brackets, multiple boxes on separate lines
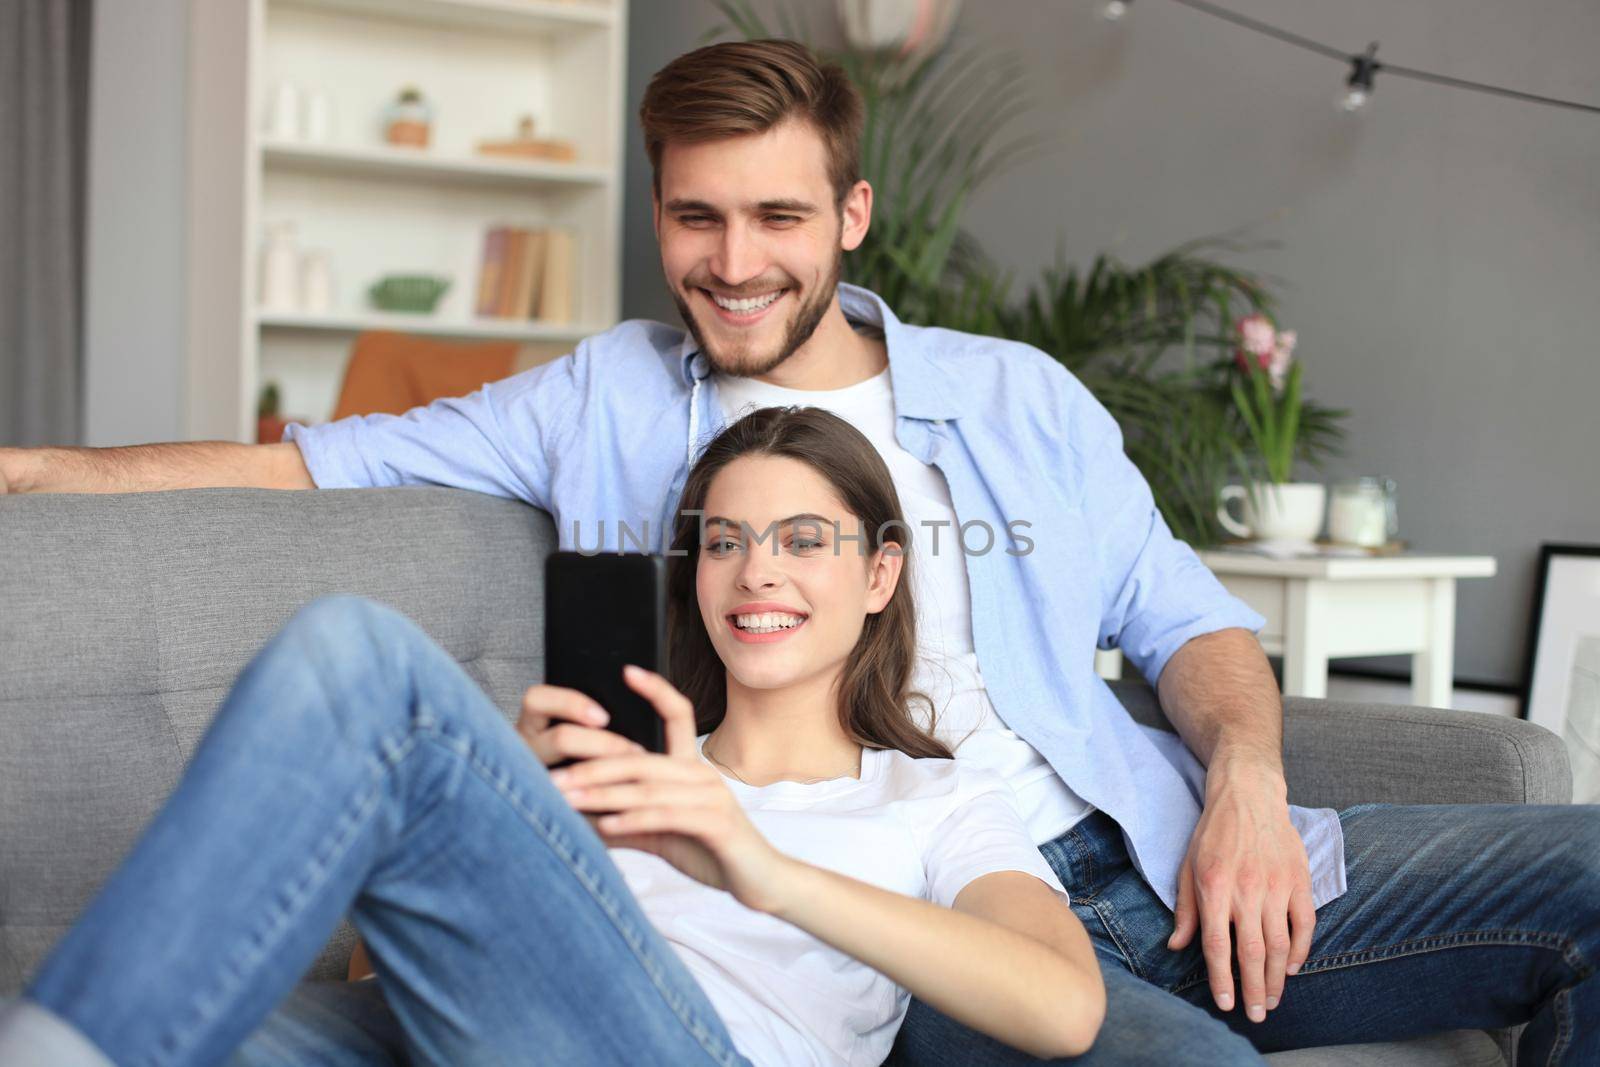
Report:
1217,483,1327,543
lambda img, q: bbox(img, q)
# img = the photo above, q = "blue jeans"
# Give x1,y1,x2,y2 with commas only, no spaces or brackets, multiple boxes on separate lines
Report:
888,804,1600,1065
2,596,752,1067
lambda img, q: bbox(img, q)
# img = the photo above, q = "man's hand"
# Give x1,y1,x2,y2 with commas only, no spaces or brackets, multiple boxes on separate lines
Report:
1167,757,1315,1023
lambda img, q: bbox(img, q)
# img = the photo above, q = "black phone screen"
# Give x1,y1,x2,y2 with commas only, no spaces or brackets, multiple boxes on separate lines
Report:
543,551,669,757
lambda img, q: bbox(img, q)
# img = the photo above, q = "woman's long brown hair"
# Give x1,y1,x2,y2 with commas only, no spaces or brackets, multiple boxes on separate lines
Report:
668,406,952,760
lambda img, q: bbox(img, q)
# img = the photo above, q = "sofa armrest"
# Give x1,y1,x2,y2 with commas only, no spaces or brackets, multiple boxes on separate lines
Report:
1107,680,1573,809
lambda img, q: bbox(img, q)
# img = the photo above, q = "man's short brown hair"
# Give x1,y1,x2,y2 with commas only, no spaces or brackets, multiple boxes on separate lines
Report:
639,39,864,207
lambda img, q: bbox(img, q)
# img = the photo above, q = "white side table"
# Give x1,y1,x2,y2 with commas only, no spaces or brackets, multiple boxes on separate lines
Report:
1094,552,1497,708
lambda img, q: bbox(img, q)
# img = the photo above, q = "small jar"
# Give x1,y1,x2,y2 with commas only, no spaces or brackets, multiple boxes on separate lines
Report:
385,86,432,148
1328,477,1398,547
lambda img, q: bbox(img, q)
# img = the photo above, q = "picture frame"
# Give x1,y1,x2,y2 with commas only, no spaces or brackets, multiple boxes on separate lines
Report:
1520,542,1600,803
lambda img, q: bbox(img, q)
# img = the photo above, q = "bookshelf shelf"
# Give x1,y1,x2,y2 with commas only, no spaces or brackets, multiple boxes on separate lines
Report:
258,309,600,341
186,0,626,441
278,0,617,36
261,139,614,190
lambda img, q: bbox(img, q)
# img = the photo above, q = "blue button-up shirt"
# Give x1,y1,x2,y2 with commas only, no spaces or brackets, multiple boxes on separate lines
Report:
286,282,1347,911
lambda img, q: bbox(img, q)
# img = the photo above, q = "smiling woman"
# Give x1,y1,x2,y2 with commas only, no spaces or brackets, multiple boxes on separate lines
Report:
666,405,944,761
543,401,1108,1063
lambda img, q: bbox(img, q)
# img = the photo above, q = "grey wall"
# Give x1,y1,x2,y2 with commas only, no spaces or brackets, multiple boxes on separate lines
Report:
81,0,187,446
623,0,1600,690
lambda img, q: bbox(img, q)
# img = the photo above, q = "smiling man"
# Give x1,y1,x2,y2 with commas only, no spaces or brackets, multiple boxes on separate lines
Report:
3,37,1598,1067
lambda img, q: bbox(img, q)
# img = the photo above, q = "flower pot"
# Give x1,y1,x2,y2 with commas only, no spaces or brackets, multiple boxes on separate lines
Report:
1217,482,1327,544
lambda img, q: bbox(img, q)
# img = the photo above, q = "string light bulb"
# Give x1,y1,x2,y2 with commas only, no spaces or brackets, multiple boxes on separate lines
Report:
1340,42,1381,112
1102,0,1130,21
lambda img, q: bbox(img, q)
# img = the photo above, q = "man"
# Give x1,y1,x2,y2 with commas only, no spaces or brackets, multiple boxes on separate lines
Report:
3,39,1596,1065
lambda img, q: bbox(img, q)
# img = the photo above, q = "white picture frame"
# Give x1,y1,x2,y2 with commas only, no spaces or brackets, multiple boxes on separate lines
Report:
1521,543,1600,803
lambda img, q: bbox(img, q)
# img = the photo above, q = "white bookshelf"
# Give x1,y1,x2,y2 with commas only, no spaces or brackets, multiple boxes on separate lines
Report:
187,0,627,442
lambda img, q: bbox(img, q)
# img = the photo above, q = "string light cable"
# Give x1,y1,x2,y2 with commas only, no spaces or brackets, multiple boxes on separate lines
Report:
1101,0,1600,116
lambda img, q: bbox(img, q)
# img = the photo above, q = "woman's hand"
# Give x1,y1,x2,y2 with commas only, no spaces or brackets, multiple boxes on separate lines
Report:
517,681,648,768
550,664,795,912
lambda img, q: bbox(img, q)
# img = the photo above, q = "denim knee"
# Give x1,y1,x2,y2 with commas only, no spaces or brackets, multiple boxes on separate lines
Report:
285,596,424,677
267,595,429,740
287,595,415,651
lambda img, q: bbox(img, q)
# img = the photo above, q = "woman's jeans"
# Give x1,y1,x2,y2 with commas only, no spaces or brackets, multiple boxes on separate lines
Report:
889,803,1600,1066
0,596,752,1067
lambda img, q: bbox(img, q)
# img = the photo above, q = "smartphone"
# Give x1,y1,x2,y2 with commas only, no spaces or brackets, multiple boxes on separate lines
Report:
543,551,669,760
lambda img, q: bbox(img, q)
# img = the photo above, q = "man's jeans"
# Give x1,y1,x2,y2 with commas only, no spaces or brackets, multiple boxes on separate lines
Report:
888,801,1600,1065
0,596,752,1067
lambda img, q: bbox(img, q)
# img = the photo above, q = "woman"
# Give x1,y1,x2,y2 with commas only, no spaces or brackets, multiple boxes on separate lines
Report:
0,407,1104,1066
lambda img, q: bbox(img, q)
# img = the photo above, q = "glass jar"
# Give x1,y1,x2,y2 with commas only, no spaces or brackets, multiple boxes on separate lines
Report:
1327,477,1398,547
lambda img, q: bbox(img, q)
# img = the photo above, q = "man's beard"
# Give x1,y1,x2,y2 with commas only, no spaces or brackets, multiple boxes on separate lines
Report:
671,250,841,379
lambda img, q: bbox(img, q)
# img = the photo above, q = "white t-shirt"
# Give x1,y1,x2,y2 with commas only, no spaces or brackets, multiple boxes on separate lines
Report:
610,738,1070,1067
714,367,1096,843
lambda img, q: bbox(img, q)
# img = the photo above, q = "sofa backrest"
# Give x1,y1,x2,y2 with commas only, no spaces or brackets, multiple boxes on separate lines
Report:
0,487,556,992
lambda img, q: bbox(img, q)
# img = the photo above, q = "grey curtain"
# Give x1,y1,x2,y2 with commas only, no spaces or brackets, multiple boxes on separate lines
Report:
0,0,92,446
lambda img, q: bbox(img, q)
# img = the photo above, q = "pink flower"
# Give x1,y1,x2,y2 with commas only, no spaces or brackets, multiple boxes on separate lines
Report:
1234,313,1277,372
1269,329,1296,391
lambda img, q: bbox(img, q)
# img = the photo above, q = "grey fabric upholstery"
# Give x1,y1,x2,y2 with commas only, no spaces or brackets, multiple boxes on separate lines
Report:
1109,681,1573,808
1,487,552,994
0,488,1571,1065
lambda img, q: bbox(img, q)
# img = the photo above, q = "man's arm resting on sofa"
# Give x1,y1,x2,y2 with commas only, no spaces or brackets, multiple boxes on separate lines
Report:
0,442,314,494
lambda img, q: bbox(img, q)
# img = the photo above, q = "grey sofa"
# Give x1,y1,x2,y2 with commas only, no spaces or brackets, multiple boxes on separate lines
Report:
0,487,1571,1065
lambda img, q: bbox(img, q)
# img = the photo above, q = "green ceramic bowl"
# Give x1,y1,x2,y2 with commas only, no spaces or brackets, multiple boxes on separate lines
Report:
368,275,450,314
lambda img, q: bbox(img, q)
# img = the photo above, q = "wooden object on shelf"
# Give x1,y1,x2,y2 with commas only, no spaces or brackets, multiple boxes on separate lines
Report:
476,115,578,163
476,139,578,162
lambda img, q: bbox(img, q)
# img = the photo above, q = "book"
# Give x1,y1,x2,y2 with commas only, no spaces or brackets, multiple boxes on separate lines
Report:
510,229,547,320
494,229,527,317
538,228,574,324
474,227,508,317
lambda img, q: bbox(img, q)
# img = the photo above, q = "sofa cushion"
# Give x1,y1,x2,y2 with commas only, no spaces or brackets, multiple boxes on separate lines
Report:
1,487,555,991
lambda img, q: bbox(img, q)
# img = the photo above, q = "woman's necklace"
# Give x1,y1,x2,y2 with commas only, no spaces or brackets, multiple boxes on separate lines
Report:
702,736,862,787
702,742,756,786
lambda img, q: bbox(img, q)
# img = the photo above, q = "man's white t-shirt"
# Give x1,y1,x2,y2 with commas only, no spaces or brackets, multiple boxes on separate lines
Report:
714,367,1096,844
610,738,1070,1067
